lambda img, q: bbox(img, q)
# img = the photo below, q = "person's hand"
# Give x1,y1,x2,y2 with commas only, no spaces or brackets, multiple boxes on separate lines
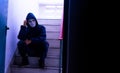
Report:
22,20,27,27
25,39,31,45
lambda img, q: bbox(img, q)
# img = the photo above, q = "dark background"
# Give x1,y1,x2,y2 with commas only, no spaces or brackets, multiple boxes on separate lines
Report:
62,0,91,73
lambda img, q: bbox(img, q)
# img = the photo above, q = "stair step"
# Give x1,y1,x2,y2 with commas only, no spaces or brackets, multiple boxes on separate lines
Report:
47,48,60,58
45,25,60,32
46,32,60,39
15,48,60,59
13,57,60,68
11,67,59,73
37,19,62,25
47,39,60,48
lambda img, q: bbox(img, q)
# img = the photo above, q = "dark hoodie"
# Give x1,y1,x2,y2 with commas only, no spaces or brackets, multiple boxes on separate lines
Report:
18,12,46,43
26,12,39,28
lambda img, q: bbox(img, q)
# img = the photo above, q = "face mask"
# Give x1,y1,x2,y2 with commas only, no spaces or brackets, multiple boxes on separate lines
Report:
28,19,36,27
29,23,36,27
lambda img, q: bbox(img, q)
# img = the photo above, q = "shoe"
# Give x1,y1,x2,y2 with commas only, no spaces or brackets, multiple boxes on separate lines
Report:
38,59,45,69
19,56,29,66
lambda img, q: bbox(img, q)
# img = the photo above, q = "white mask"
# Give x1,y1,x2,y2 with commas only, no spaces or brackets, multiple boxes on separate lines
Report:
29,23,36,27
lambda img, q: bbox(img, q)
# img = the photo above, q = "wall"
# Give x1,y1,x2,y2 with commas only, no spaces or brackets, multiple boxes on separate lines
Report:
0,0,8,73
38,0,64,19
5,0,40,73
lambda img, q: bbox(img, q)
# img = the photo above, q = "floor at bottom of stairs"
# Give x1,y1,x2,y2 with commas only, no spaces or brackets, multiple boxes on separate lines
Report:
11,67,59,73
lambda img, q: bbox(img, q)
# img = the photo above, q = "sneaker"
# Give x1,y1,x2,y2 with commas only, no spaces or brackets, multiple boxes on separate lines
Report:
19,57,29,66
38,59,45,69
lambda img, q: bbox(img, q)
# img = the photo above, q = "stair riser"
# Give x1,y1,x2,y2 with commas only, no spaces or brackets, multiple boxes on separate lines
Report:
46,32,60,39
47,48,60,58
12,68,59,73
47,39,60,48
45,25,60,32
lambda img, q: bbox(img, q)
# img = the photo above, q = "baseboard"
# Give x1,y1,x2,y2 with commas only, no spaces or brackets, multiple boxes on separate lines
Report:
5,67,11,73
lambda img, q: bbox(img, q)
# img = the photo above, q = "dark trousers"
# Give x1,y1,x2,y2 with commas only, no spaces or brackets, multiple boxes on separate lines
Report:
17,40,49,61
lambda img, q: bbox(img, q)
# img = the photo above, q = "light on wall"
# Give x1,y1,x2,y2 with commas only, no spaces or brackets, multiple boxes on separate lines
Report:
38,0,64,19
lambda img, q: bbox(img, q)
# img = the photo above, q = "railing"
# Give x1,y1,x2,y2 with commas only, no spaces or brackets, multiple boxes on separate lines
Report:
59,15,63,40
59,16,63,73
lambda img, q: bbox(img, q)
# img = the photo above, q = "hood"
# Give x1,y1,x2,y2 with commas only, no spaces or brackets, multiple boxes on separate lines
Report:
26,12,38,28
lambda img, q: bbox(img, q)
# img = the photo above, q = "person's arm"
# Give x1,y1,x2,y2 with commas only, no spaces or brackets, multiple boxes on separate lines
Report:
17,20,28,40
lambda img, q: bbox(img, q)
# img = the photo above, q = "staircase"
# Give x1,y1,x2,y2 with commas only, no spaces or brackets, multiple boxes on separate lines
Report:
10,19,62,73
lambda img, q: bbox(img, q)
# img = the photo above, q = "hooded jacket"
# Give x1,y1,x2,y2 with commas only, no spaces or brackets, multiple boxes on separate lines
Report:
18,13,46,43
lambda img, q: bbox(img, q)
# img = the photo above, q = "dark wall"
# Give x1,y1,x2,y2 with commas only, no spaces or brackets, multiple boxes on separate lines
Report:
63,0,88,73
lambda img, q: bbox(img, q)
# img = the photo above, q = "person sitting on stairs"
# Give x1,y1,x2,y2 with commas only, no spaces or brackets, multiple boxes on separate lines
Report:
17,12,49,69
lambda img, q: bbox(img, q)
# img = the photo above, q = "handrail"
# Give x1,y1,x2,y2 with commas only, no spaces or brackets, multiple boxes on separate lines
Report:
58,16,63,40
58,13,64,73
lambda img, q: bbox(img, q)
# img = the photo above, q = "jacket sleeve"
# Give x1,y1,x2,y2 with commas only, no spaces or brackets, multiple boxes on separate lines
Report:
17,26,28,40
31,25,46,43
